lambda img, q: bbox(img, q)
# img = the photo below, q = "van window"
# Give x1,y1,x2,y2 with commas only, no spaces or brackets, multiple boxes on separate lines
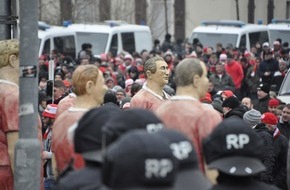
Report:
109,34,118,57
121,32,135,54
269,30,290,44
42,39,50,56
190,33,238,51
75,32,108,56
134,31,152,53
249,31,269,47
239,34,246,50
53,35,76,59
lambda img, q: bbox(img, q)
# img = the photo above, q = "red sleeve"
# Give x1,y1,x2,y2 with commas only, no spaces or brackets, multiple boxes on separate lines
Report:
2,91,19,133
197,108,222,142
130,91,153,110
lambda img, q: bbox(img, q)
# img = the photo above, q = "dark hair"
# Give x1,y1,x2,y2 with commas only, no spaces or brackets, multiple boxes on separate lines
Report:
54,69,65,80
165,33,171,40
128,66,139,81
38,91,47,104
285,104,290,110
240,57,247,63
193,38,199,45
54,80,65,89
154,39,160,45
130,82,142,97
277,104,285,110
104,90,118,105
276,38,282,44
81,43,92,50
39,71,48,82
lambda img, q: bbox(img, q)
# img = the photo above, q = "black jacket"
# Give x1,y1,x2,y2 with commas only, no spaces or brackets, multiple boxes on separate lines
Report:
253,95,271,114
277,120,290,140
272,131,288,190
209,173,281,190
253,124,276,184
224,105,247,119
53,162,102,190
258,58,279,84
288,139,290,189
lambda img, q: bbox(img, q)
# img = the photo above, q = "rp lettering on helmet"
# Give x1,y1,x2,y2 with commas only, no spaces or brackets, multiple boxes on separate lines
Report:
226,134,249,149
170,141,192,160
145,159,173,178
146,123,164,133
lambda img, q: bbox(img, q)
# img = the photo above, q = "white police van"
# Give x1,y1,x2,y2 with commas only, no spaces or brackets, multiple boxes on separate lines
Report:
188,20,269,51
67,21,153,57
38,21,153,59
277,68,290,104
268,19,290,45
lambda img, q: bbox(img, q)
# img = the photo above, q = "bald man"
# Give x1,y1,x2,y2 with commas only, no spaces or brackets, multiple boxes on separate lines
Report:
156,58,222,172
52,65,107,175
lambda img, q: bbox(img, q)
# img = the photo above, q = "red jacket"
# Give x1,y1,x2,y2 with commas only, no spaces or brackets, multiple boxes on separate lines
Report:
225,61,244,89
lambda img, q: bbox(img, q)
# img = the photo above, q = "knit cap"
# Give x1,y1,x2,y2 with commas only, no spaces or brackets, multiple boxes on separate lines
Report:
222,96,240,109
261,112,278,125
221,90,234,98
243,109,261,127
125,79,134,88
42,104,58,119
211,99,223,114
268,98,280,107
257,83,270,94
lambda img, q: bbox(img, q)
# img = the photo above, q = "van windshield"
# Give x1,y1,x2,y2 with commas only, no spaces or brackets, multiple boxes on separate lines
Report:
269,30,290,44
279,70,290,95
76,32,109,56
190,33,238,49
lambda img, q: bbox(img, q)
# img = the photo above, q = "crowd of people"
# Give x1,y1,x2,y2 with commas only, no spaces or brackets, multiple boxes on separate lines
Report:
1,33,290,190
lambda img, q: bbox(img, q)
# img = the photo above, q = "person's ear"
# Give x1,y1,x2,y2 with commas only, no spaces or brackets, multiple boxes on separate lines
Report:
146,70,152,78
193,74,200,87
85,81,94,94
9,54,18,68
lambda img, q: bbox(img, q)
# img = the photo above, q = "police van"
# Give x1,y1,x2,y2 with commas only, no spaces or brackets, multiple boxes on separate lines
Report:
188,20,269,51
277,68,290,104
268,19,290,45
38,21,153,59
67,21,153,57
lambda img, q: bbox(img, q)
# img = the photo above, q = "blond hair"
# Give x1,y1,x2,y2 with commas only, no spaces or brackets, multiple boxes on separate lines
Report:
0,39,19,68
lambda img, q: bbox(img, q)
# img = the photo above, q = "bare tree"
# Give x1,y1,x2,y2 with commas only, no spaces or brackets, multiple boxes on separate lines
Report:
248,0,255,23
39,0,42,20
39,0,60,25
174,0,185,40
235,0,240,20
111,0,135,23
135,0,146,25
60,0,73,24
74,0,98,23
147,1,166,41
164,0,168,33
267,0,274,24
99,0,111,21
